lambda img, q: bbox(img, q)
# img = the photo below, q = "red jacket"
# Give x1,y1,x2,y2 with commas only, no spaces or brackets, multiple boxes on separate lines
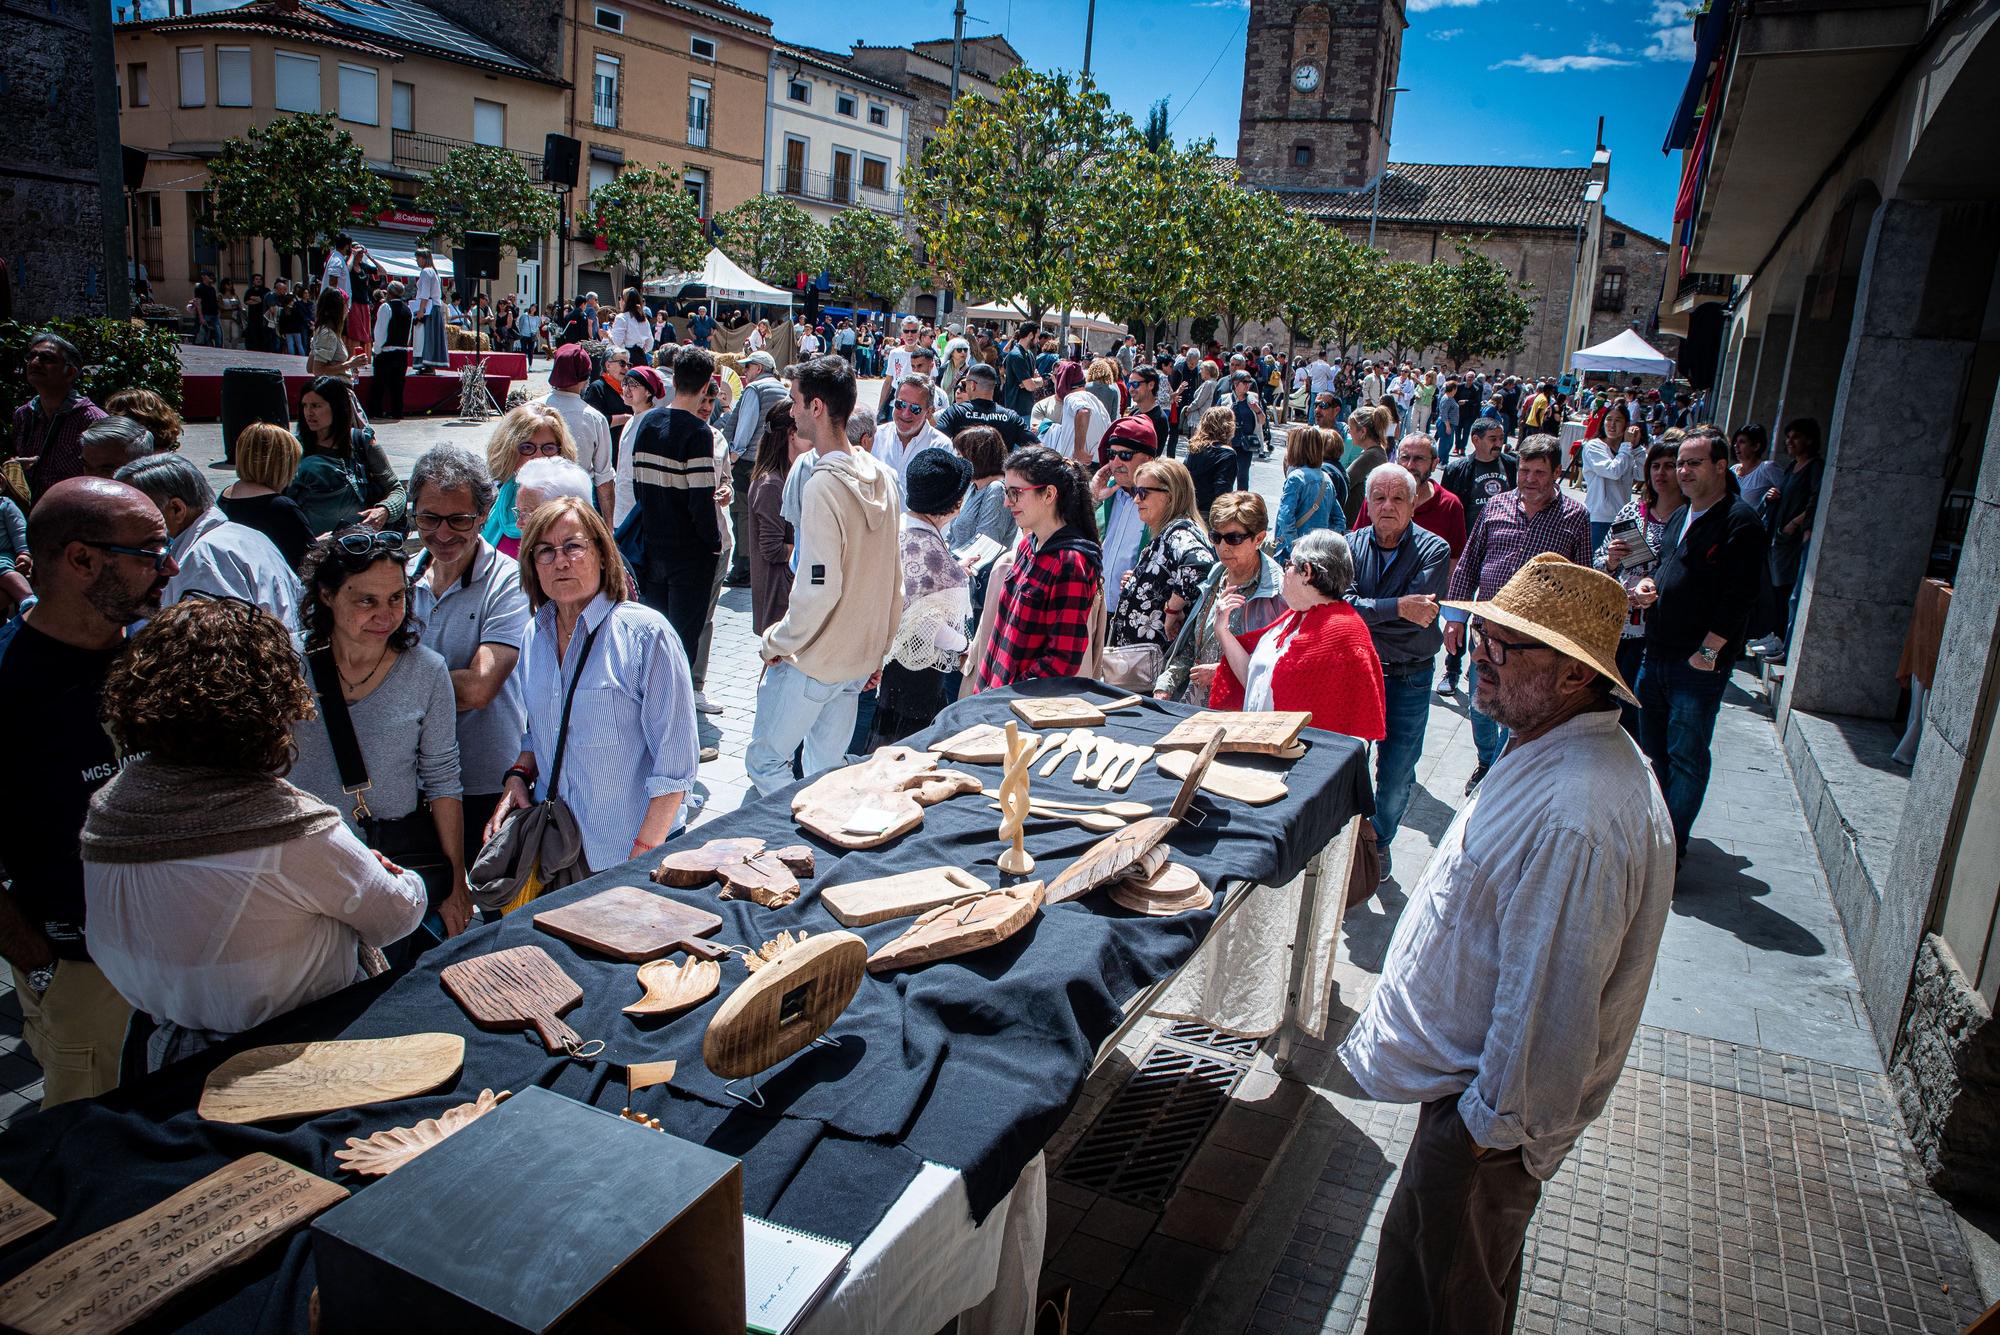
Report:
1209,600,1386,741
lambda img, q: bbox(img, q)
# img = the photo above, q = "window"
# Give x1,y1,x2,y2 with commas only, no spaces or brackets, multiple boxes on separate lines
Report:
1596,269,1626,310
690,35,716,61
687,79,710,148
145,193,161,228
588,158,617,204
682,167,708,218
836,92,856,117
1293,143,1313,168
127,62,150,108
788,79,810,104
274,51,319,112
177,47,204,107
593,54,619,128
392,81,413,131
1609,230,1627,249
860,156,887,192
338,64,377,125
594,5,624,31
216,47,250,106
867,103,888,127
474,98,506,147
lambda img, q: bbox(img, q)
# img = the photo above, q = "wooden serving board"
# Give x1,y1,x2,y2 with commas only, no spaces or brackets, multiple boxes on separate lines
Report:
441,946,586,1054
652,837,815,908
868,882,1044,974
1109,862,1214,916
624,957,722,1015
1155,748,1290,805
929,722,1011,765
1009,693,1143,730
703,932,867,1079
535,885,727,962
1044,816,1179,905
792,746,981,850
198,1033,464,1125
0,1177,52,1251
1155,709,1311,755
821,866,988,926
0,1154,346,1335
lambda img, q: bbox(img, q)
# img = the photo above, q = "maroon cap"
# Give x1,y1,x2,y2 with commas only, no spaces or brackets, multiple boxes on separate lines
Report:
625,364,665,399
1106,414,1159,453
552,343,593,388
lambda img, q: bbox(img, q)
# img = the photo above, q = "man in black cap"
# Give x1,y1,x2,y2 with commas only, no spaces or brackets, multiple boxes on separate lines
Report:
935,363,1029,449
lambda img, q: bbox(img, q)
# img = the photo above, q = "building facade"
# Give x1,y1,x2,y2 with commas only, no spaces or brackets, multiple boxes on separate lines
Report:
114,0,565,312
561,0,773,304
1585,216,1678,363
1237,0,1402,192
1669,0,2000,1205
763,45,913,225
846,35,1022,165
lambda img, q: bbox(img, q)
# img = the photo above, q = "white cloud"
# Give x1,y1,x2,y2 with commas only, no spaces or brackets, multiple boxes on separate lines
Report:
1490,53,1636,72
1193,0,1247,8
1407,0,1490,12
1433,27,1464,39
1586,33,1626,55
1641,0,1695,60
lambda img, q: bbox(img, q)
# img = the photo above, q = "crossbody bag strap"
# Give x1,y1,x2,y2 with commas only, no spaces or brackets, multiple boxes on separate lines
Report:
306,645,373,821
543,619,604,802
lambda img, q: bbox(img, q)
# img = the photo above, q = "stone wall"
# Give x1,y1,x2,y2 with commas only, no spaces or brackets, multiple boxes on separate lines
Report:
1892,935,2000,1204
1238,0,1400,191
1587,218,1679,363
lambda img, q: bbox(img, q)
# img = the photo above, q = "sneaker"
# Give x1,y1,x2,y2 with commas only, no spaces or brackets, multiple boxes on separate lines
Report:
1747,635,1784,658
1435,671,1458,698
1378,847,1393,884
693,693,723,716
699,744,720,763
1463,764,1489,796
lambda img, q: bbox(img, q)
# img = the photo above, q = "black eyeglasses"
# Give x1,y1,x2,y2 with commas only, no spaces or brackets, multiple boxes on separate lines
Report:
1469,619,1554,667
330,531,405,560
414,510,480,533
1212,529,1258,546
1108,448,1138,461
83,540,172,570
1130,484,1168,499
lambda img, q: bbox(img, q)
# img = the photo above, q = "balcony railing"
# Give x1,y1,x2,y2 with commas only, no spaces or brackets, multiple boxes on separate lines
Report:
774,167,902,216
391,129,543,180
1676,270,1733,302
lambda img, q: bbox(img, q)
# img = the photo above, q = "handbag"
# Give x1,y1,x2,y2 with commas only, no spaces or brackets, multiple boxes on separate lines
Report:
1098,642,1163,690
468,620,602,912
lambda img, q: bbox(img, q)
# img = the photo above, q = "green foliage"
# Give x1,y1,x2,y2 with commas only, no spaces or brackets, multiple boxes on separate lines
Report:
716,196,828,289
1432,239,1537,370
824,210,915,306
585,166,706,286
415,144,559,256
1196,183,1290,345
0,318,183,421
207,113,389,274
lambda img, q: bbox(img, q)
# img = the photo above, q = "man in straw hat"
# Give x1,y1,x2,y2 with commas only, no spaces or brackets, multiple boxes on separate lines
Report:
1340,552,1675,1334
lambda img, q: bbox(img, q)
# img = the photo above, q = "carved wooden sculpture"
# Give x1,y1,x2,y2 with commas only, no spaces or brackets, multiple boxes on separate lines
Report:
651,837,816,908
866,882,1045,974
1109,862,1214,916
791,746,981,849
995,721,1036,876
333,1089,512,1177
198,1034,465,1125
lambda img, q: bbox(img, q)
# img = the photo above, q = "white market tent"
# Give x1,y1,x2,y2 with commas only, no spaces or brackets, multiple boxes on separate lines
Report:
646,248,793,306
1570,328,1674,377
963,297,1127,340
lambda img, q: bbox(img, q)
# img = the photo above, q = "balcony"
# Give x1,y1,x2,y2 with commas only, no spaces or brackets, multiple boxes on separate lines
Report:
774,167,902,216
1676,271,1733,303
391,129,543,181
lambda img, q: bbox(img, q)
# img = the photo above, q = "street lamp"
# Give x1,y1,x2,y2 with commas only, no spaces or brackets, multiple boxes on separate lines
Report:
1367,85,1409,249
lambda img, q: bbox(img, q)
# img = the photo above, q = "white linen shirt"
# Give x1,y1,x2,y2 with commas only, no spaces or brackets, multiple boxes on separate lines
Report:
608,311,655,353
85,820,425,1035
519,594,699,873
870,419,953,494
1581,437,1644,523
165,505,301,626
543,389,616,492
1338,708,1675,1179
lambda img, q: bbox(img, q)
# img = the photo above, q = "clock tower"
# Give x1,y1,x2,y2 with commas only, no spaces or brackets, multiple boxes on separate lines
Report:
1236,0,1406,191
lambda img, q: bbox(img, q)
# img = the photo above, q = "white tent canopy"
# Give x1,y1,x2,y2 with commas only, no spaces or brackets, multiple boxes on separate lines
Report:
962,297,1127,340
1570,328,1674,377
646,248,793,306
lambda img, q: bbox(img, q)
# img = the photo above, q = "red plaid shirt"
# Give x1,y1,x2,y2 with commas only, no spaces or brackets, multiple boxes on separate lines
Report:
975,528,1102,691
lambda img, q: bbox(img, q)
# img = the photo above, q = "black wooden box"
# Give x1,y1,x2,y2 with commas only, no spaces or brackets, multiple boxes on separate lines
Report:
312,1086,744,1333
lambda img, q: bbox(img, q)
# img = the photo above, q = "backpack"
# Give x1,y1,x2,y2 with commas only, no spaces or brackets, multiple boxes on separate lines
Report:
287,453,367,536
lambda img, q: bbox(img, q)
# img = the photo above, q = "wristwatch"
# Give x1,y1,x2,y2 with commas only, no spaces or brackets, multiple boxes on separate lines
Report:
26,965,54,997
1698,644,1720,665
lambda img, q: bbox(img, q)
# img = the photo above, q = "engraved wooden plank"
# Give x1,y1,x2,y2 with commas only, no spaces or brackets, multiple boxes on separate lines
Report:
820,866,988,926
440,946,585,1054
1008,693,1144,729
867,882,1044,974
702,932,867,1079
0,1177,52,1251
198,1034,464,1125
0,1153,346,1335
1154,709,1310,755
534,884,728,961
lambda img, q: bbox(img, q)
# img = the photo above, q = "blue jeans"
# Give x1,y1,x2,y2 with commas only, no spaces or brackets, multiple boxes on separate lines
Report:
1636,655,1729,854
746,659,868,796
1469,699,1509,768
1372,664,1435,844
282,333,307,356
1589,520,1613,554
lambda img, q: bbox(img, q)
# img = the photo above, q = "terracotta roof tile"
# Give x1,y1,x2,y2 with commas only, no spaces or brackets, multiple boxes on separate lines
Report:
1282,163,1596,232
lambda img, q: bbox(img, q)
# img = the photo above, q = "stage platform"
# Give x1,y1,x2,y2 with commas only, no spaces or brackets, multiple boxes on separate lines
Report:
177,345,514,423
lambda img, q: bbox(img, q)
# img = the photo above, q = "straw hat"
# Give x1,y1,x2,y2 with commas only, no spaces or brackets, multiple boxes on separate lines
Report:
1443,553,1639,706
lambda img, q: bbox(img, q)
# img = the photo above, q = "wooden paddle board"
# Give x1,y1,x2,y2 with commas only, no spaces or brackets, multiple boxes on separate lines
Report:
440,946,587,1054
198,1034,464,1125
821,865,988,926
928,722,1011,765
534,884,728,961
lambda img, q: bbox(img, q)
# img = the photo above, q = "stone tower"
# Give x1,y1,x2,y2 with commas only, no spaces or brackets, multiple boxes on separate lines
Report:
1236,0,1406,191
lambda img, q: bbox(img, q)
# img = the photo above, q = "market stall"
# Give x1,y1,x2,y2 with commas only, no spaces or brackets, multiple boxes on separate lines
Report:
1570,328,1675,379
0,681,1367,1333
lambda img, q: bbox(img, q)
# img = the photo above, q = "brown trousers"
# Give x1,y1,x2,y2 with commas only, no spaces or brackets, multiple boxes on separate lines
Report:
10,961,132,1108
1366,1097,1544,1335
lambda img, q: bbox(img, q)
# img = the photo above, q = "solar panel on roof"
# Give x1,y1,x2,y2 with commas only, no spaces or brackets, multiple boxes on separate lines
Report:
299,0,537,73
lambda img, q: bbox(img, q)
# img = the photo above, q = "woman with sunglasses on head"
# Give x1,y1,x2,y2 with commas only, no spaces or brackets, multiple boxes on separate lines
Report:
290,375,404,537
289,527,472,954
1155,491,1286,702
480,402,577,559
484,497,698,875
1106,457,1214,668
968,445,1103,692
1209,527,1386,741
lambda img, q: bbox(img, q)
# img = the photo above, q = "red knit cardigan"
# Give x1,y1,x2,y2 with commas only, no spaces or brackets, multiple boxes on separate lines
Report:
1209,600,1387,741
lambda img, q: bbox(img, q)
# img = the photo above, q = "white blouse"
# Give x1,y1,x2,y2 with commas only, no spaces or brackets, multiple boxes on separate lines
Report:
1243,616,1302,712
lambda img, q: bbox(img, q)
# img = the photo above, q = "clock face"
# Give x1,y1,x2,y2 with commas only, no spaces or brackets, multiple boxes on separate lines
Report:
1293,63,1321,92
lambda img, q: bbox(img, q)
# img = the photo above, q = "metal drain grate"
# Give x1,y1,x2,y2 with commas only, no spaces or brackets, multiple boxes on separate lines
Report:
1163,1022,1261,1060
1057,1045,1244,1208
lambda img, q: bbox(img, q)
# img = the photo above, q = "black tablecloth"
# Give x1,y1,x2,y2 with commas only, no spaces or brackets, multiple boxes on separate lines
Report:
0,680,1368,1332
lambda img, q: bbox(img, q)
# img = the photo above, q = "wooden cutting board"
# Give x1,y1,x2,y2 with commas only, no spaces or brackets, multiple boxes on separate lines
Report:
652,837,815,908
703,932,868,1079
792,746,981,850
867,882,1044,974
533,885,727,962
0,1154,346,1335
1156,709,1311,755
1155,748,1290,805
928,722,1011,765
821,866,988,926
198,1034,465,1125
440,946,587,1054
1009,693,1143,730
0,1177,52,1251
